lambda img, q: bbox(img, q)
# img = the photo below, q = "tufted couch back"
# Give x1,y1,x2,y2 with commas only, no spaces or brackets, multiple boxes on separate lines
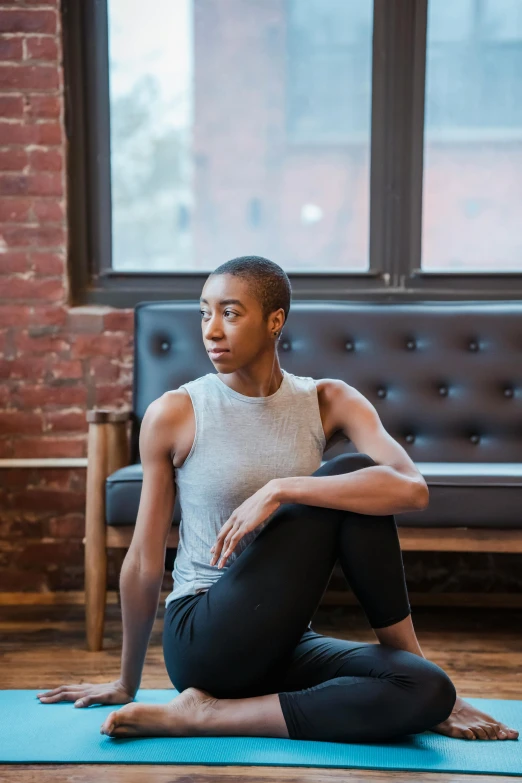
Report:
130,300,522,465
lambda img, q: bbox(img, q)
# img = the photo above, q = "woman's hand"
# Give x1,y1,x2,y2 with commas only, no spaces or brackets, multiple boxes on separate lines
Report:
210,480,281,568
36,679,135,708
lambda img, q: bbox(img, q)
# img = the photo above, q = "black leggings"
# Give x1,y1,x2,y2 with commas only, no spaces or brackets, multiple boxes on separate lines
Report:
162,453,457,744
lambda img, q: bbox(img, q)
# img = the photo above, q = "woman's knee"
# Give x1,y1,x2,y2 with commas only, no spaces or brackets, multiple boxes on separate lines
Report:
426,666,457,724
315,452,376,477
376,652,457,737
411,662,457,731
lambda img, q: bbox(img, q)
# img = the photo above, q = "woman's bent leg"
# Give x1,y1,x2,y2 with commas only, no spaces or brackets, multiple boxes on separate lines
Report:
334,458,412,630
164,453,412,697
277,630,457,743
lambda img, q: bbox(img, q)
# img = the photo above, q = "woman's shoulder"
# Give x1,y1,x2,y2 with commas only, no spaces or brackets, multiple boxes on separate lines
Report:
288,373,330,394
176,372,214,390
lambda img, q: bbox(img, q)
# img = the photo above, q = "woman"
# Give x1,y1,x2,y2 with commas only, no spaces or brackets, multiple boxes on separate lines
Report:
38,256,518,744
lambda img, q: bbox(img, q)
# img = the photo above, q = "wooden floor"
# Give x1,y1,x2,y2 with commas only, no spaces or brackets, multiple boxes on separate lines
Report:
1,599,521,783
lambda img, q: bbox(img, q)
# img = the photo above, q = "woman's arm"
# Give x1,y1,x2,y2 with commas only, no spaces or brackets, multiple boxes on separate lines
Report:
117,392,186,696
118,561,164,696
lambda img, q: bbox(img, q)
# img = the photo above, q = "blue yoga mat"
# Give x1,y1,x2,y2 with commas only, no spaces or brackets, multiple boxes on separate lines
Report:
1,690,521,774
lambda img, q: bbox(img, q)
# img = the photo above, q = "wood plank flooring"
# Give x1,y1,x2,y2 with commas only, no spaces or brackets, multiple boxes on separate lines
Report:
1,599,521,783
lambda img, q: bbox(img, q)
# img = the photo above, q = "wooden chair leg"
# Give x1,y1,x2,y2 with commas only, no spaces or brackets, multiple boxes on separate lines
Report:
112,548,127,610
85,422,108,651
106,421,130,615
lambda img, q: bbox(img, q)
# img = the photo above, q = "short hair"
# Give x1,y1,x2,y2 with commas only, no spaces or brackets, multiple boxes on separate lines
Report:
210,255,291,328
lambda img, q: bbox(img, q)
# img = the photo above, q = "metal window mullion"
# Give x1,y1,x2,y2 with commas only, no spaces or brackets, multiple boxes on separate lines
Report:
370,0,427,289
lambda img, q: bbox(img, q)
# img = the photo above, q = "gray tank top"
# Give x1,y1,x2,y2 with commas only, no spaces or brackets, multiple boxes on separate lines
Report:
165,368,326,606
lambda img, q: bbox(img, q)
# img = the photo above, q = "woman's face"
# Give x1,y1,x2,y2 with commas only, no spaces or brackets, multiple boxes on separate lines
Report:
199,274,281,370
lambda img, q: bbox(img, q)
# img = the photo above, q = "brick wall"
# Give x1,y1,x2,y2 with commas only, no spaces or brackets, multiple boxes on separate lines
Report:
0,1,521,598
0,1,137,592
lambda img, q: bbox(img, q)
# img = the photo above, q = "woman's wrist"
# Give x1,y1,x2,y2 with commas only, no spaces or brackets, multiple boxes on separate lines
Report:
269,476,293,504
118,677,138,697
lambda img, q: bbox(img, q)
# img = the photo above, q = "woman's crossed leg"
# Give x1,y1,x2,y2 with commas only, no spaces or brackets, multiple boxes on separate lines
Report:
275,628,455,742
162,452,457,742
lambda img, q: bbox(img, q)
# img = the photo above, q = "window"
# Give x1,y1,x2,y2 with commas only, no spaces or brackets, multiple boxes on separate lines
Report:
287,0,373,142
422,0,522,272
108,0,193,272
64,0,522,306
106,0,374,273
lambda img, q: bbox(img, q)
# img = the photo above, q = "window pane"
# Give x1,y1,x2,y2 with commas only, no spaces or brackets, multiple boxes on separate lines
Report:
421,0,522,272
107,0,373,272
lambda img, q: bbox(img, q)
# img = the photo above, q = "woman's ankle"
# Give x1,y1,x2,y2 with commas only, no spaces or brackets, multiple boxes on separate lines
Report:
196,693,289,738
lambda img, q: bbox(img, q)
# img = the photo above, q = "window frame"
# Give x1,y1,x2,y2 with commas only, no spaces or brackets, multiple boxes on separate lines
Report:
62,0,522,307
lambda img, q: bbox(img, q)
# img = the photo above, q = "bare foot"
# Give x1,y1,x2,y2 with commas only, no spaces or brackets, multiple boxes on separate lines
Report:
431,695,519,741
99,687,218,738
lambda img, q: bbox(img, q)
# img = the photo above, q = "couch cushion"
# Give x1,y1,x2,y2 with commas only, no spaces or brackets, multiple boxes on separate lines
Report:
105,461,522,529
106,463,182,528
401,462,522,529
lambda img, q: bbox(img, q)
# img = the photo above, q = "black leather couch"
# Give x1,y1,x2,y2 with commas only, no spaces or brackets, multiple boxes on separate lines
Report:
84,299,522,650
107,300,522,531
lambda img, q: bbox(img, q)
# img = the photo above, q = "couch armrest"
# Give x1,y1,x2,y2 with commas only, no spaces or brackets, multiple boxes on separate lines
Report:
86,408,133,477
84,408,132,651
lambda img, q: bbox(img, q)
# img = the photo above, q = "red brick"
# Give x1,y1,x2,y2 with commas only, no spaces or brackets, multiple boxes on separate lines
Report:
94,384,132,407
0,250,30,278
67,305,108,334
11,436,86,459
103,309,134,332
0,409,43,434
0,148,28,172
88,356,120,382
0,516,45,540
0,250,29,272
0,275,65,302
71,332,133,359
48,359,83,380
8,0,60,4
29,303,67,326
0,198,31,221
7,488,85,514
0,356,47,380
0,440,13,457
0,571,44,591
44,409,87,433
27,323,61,338
0,304,30,327
0,120,62,145
25,93,60,119
67,306,110,333
47,514,85,539
29,249,65,272
0,95,24,118
0,385,11,406
17,384,87,408
5,0,59,5
0,468,38,489
2,224,65,248
0,173,27,196
20,540,83,570
14,330,69,355
0,37,23,60
25,36,58,61
0,172,63,197
28,148,62,172
30,468,78,489
31,199,64,222
0,64,59,90
0,9,57,34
